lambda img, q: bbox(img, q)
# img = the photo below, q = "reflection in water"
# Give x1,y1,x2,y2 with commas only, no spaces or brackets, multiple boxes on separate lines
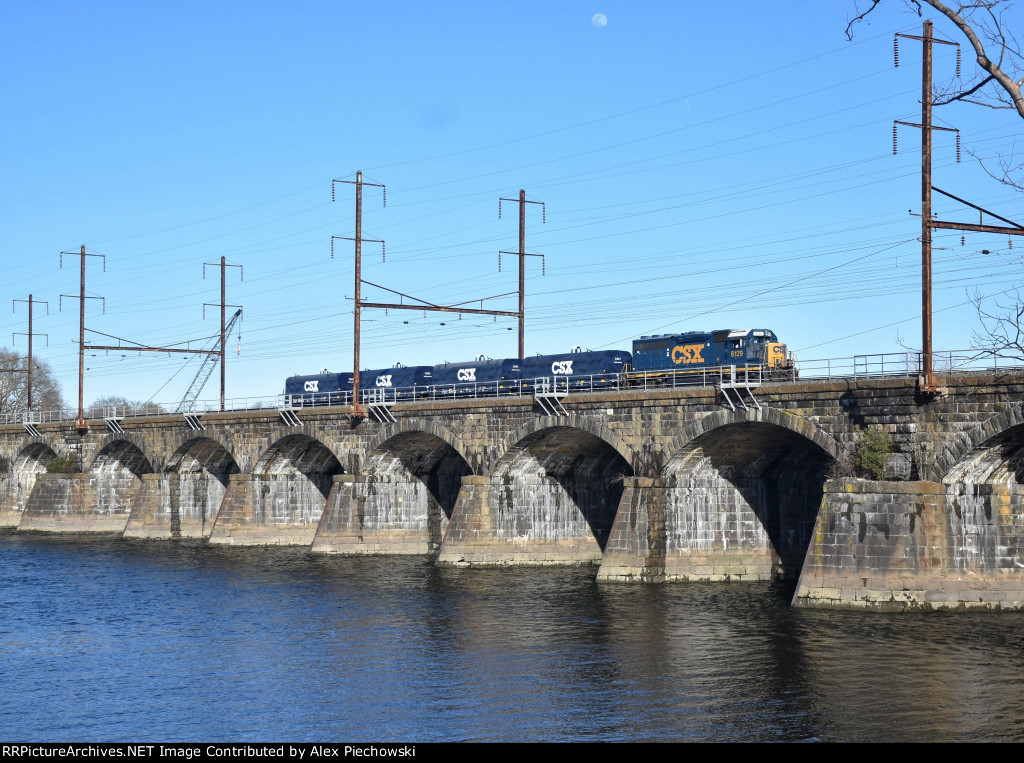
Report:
0,530,1022,741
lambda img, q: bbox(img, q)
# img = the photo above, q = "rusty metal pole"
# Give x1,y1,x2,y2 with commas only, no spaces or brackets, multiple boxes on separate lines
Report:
77,244,86,429
921,19,935,392
353,171,364,416
26,294,32,413
220,256,226,411
518,189,526,360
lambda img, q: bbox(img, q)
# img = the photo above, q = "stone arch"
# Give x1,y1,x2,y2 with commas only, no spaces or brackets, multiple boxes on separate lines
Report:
355,428,475,550
167,436,240,476
478,421,637,561
258,423,350,474
208,433,346,546
92,432,150,467
15,439,62,471
661,409,838,582
664,407,844,469
4,441,61,523
938,404,1024,483
151,436,242,538
253,433,343,485
90,438,154,476
163,432,239,474
88,438,154,520
935,408,1024,578
490,414,641,476
367,421,476,475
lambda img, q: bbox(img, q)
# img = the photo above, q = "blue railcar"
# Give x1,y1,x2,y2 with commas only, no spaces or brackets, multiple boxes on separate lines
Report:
521,349,631,392
359,366,433,400
630,329,790,376
430,358,522,397
284,371,353,406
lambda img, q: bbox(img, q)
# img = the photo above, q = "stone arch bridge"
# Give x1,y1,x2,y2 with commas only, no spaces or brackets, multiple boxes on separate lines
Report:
3,372,1024,611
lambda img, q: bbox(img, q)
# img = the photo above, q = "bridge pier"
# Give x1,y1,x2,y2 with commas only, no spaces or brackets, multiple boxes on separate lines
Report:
437,473,612,567
312,473,446,555
123,473,225,539
793,480,1024,611
0,473,15,528
208,473,330,546
18,473,135,534
597,477,667,581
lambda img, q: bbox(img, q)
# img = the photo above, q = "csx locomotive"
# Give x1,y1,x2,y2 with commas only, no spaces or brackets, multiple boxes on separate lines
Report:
284,328,792,404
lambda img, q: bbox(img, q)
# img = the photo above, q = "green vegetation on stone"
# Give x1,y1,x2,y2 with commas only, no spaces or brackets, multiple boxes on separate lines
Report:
851,429,893,480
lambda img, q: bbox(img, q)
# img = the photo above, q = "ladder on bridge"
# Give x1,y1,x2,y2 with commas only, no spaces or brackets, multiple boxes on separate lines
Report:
535,377,570,416
278,406,301,427
364,389,397,423
23,416,41,437
718,365,761,412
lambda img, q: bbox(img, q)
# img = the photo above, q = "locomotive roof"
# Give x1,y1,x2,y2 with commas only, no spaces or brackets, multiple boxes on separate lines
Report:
637,329,776,340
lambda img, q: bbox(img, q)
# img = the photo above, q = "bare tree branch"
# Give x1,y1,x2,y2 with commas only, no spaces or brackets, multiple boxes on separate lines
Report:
971,288,1024,358
847,1,1024,118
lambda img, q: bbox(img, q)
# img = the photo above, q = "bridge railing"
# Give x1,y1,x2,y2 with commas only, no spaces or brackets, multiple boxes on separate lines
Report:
794,348,1012,381
1,349,1021,426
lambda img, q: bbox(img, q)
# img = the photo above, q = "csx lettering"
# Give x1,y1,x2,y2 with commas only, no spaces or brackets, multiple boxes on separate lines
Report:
551,360,574,375
457,368,477,381
304,380,319,392
375,375,392,387
671,344,705,365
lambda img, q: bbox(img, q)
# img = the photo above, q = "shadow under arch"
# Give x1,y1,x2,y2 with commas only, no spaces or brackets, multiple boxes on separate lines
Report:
160,436,242,537
88,438,155,520
490,414,641,476
940,405,1024,484
3,442,60,523
663,417,836,582
90,438,154,476
253,432,344,497
210,433,345,546
364,430,474,540
489,424,636,556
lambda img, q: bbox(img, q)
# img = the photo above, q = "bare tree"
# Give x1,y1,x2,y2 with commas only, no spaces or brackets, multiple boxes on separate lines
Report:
87,395,167,419
0,348,65,416
970,287,1024,357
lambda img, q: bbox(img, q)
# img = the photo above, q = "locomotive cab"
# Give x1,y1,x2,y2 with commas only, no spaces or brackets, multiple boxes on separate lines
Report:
742,329,790,369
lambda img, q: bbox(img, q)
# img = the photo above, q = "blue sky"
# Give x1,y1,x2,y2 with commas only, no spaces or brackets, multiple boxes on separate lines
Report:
2,2,1022,408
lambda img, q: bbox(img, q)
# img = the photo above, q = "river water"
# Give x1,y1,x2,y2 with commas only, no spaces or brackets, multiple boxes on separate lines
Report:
1,530,1022,742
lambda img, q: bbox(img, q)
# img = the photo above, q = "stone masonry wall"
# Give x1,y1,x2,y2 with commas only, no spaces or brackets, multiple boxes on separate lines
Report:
794,479,1024,611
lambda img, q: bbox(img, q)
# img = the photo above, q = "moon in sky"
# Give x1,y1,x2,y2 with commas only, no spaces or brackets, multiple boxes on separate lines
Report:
591,13,607,28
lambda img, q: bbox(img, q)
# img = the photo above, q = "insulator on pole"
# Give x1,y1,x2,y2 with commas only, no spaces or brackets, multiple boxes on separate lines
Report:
894,37,899,67
382,242,386,262
956,47,961,78
330,238,334,258
956,133,961,163
541,203,546,224
498,200,502,219
961,234,965,246
541,255,546,276
1010,237,1014,250
893,123,898,154
498,252,501,272
332,183,335,202
382,187,387,207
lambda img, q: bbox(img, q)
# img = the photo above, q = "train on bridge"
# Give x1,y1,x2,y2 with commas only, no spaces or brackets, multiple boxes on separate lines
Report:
284,328,793,404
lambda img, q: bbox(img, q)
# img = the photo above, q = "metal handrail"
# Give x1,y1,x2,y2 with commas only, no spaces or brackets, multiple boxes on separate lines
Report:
1,348,1019,426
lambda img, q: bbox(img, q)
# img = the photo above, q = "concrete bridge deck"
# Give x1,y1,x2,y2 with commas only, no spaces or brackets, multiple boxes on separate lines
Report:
3,371,1024,611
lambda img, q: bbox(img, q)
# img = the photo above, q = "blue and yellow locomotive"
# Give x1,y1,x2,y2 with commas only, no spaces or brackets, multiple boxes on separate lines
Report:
630,328,791,379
